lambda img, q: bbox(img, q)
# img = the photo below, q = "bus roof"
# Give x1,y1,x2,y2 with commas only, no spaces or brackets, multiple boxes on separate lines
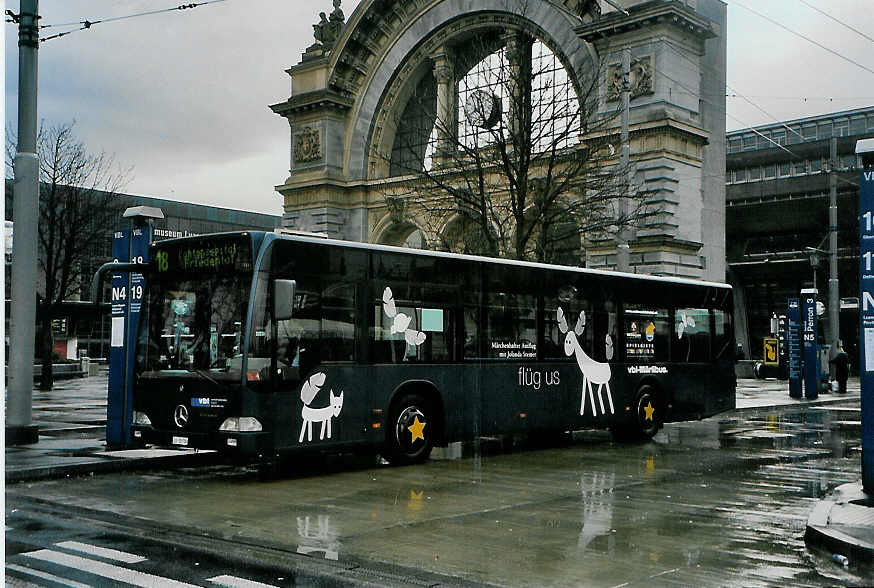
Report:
157,230,731,291
271,232,730,291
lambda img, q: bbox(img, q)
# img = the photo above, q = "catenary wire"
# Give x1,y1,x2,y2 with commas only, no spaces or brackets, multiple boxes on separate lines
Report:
662,40,806,142
731,0,874,77
797,0,874,45
649,46,801,158
23,1,229,43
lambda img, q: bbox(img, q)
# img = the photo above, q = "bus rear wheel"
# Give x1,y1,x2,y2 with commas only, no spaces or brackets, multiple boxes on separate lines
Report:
386,394,434,465
633,385,662,440
611,385,662,441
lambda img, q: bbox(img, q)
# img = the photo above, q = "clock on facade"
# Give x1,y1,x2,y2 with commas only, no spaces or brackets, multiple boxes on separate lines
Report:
464,89,501,129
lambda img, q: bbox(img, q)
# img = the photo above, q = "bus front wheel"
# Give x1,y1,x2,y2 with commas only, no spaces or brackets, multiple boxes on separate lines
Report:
386,394,434,465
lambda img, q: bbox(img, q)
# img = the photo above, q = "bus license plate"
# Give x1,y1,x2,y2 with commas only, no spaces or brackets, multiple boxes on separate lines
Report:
172,436,188,446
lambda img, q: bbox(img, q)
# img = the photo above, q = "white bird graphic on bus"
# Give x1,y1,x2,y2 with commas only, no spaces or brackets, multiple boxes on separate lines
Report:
298,371,344,442
383,287,426,346
557,307,614,417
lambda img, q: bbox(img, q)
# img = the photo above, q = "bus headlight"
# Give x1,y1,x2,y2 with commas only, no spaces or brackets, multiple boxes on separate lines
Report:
219,417,263,432
133,411,152,426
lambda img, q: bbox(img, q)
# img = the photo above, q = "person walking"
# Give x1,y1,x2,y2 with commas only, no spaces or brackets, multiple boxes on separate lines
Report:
829,343,850,394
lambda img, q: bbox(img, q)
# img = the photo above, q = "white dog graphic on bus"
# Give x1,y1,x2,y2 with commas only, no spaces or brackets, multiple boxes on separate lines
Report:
557,307,614,417
298,372,344,442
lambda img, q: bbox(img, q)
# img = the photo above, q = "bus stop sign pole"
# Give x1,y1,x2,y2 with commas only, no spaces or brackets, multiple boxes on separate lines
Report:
787,299,802,399
857,138,874,493
801,289,820,400
106,207,162,448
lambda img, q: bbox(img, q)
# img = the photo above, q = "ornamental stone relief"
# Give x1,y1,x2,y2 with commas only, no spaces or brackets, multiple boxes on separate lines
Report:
294,127,323,164
606,55,654,102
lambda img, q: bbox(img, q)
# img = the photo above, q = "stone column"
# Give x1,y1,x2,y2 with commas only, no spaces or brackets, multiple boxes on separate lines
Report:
432,50,457,168
504,32,533,150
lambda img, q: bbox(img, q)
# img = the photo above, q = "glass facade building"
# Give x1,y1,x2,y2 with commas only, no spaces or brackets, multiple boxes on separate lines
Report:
726,106,874,366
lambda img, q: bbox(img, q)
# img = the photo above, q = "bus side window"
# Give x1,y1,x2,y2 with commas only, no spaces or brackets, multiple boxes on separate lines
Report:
485,292,537,361
624,306,670,363
463,306,480,360
544,297,592,361
371,286,454,363
321,282,356,362
673,308,711,363
277,287,321,374
591,305,617,363
713,310,733,360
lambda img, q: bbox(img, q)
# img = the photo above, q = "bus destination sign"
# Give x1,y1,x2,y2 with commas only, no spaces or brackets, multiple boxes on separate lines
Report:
154,237,251,274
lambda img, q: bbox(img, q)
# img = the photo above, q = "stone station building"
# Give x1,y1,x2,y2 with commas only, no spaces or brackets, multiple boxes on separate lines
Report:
270,0,727,282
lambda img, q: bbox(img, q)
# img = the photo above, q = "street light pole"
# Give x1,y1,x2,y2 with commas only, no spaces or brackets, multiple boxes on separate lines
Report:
616,47,631,272
7,0,40,445
828,136,840,352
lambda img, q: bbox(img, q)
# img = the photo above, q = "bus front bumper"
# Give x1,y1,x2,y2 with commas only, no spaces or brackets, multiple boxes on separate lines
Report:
133,426,271,455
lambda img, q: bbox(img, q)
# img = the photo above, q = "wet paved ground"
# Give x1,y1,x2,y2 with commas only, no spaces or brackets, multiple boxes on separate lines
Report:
8,399,872,586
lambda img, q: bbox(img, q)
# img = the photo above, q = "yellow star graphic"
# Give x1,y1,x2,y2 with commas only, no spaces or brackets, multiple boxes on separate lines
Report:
408,416,426,443
644,402,655,421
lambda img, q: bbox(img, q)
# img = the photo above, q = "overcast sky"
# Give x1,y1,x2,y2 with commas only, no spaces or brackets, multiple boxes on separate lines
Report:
4,0,874,216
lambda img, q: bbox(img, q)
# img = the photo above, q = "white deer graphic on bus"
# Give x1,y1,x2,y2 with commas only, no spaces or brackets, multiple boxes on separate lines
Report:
298,371,344,442
557,307,614,417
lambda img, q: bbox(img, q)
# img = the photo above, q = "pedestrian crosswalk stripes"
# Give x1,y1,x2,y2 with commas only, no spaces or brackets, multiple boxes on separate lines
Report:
6,563,91,588
8,541,280,588
56,540,147,563
208,574,279,588
21,549,200,588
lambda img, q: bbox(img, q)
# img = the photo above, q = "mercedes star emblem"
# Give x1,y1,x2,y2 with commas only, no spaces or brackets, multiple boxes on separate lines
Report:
174,404,189,428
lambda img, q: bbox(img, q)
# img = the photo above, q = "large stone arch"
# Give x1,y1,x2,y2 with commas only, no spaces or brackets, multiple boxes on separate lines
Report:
271,0,728,282
329,0,600,181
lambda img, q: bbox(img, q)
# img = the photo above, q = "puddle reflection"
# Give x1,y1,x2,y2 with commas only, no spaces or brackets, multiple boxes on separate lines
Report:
296,514,340,561
577,472,615,555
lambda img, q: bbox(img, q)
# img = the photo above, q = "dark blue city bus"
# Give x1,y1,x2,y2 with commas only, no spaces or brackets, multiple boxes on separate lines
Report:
131,231,735,466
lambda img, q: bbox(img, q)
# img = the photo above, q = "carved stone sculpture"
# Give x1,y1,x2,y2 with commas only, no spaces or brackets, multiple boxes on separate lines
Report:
295,127,322,164
606,55,653,102
312,0,346,50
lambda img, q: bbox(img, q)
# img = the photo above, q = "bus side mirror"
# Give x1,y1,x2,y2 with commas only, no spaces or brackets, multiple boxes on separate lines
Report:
274,279,296,321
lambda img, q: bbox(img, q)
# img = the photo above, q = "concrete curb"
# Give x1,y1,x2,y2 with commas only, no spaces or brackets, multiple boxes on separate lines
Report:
734,392,861,413
805,482,874,564
6,450,222,484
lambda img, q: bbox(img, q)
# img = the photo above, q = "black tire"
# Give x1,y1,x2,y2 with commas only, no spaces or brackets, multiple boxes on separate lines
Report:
386,393,434,465
632,385,662,440
610,385,662,441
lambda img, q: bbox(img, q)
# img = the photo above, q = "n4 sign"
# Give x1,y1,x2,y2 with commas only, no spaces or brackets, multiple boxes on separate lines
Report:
111,285,143,302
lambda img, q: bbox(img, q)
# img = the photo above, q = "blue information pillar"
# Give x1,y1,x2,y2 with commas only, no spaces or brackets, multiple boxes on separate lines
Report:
787,299,802,399
777,314,788,380
108,231,130,446
859,163,874,492
106,223,152,448
801,289,819,400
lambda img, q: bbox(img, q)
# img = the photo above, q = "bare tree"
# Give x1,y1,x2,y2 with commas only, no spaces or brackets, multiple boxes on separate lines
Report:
6,121,130,389
385,29,654,265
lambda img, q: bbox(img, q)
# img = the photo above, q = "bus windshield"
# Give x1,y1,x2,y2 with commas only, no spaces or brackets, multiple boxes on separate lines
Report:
137,274,249,374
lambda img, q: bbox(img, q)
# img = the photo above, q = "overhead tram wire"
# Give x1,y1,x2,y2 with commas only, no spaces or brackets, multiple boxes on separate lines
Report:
23,0,229,43
661,39,864,188
731,0,874,77
647,47,799,158
608,51,864,189
662,40,806,144
797,0,874,45
725,94,874,103
659,38,866,188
